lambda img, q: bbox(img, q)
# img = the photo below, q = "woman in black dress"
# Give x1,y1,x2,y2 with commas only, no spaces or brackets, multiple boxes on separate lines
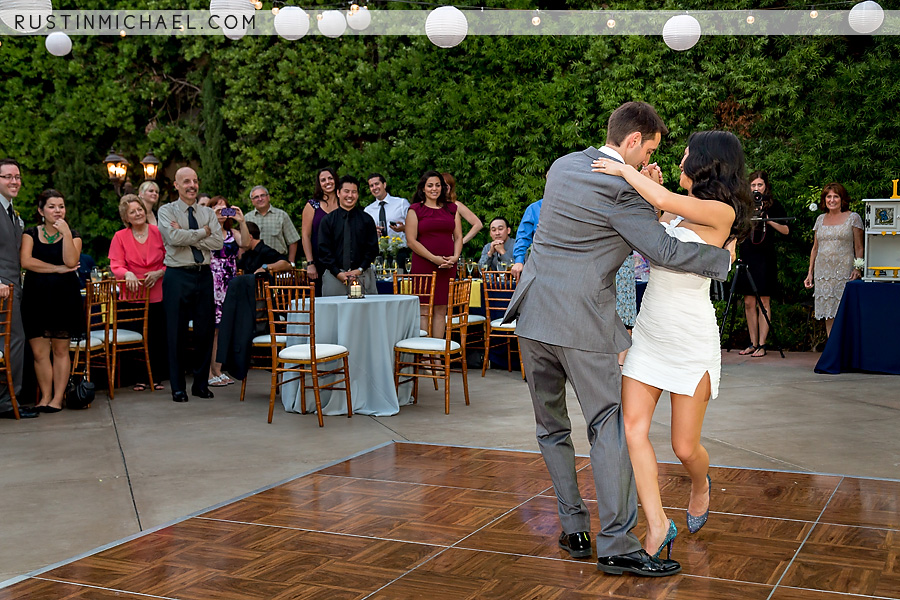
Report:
737,171,789,357
20,189,84,412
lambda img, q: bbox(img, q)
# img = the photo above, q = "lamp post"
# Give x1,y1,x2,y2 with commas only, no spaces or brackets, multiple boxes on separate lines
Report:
103,150,130,195
140,152,161,181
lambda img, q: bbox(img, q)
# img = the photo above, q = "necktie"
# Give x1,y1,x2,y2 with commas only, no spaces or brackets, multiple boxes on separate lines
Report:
186,206,204,264
7,203,16,225
342,212,353,271
378,201,387,235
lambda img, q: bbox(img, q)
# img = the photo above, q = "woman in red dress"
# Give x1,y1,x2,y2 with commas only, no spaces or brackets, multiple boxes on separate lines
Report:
406,171,463,338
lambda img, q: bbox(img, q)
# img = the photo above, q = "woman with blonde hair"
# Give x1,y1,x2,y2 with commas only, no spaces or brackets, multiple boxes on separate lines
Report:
137,181,161,226
109,194,167,390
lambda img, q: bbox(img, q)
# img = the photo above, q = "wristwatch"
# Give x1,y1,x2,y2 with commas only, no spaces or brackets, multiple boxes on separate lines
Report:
262,264,269,272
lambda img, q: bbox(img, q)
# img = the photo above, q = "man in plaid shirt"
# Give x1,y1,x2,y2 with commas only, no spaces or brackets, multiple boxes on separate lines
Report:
244,185,300,264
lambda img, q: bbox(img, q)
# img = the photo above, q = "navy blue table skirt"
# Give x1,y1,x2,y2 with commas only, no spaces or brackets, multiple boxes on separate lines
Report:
815,280,900,375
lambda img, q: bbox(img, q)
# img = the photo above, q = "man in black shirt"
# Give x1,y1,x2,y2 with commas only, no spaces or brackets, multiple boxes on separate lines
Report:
318,176,379,296
238,221,291,275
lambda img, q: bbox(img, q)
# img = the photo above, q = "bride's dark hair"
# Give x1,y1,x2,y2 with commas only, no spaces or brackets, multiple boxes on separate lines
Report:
682,130,753,242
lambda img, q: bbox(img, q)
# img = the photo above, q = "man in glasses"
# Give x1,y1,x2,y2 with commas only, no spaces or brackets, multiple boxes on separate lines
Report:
0,159,38,418
244,186,300,266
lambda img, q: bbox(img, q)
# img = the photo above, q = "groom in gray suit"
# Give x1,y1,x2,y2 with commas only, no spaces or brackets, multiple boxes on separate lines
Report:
505,102,731,576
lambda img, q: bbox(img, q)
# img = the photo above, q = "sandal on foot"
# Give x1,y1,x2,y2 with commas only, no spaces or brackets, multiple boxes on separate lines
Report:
208,375,229,387
738,345,757,356
751,344,767,358
153,383,165,391
132,383,148,392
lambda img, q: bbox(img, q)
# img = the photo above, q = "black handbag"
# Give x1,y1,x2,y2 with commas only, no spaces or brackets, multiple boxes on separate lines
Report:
66,374,96,410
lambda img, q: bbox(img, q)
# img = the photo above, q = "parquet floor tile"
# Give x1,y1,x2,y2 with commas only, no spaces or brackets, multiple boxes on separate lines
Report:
778,523,900,598
368,548,774,600
3,442,899,600
563,464,842,521
820,478,900,530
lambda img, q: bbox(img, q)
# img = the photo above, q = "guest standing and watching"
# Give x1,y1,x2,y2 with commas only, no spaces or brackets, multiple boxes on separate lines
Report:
137,181,161,227
244,185,300,264
511,199,542,281
407,171,463,338
318,176,380,296
441,172,482,245
364,173,411,264
0,158,35,418
109,195,168,391
804,182,863,338
20,189,84,413
736,171,790,357
207,196,245,387
157,167,224,403
302,167,338,296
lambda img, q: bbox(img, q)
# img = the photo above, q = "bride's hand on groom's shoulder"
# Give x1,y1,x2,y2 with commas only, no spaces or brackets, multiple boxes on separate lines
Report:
591,158,630,177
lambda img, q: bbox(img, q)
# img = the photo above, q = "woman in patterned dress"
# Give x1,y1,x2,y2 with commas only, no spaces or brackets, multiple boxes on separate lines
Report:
302,167,338,296
804,183,864,337
208,196,242,386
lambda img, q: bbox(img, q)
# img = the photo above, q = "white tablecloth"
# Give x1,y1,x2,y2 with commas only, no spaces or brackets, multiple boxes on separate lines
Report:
281,295,419,416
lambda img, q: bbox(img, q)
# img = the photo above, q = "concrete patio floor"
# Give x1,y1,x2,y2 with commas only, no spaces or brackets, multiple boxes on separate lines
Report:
1,350,897,585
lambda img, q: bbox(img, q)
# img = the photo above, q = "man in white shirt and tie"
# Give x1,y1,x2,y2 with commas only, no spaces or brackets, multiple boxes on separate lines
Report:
364,173,411,264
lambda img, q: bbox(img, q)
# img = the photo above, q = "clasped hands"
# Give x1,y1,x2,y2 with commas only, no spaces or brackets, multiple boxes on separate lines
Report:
124,270,163,291
592,159,664,184
433,255,458,269
337,269,362,283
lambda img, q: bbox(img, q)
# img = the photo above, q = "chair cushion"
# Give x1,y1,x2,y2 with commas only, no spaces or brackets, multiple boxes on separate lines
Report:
108,329,144,343
450,315,486,325
71,336,105,349
395,337,461,352
278,343,347,362
252,334,288,345
490,318,517,330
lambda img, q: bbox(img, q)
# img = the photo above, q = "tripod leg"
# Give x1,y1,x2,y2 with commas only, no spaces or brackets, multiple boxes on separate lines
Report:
719,264,742,343
744,269,785,359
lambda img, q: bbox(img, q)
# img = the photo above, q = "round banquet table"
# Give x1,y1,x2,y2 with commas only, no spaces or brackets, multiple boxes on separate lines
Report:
281,294,419,416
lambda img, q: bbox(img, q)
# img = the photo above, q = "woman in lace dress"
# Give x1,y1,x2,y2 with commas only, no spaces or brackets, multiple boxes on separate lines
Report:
803,183,864,337
593,131,752,560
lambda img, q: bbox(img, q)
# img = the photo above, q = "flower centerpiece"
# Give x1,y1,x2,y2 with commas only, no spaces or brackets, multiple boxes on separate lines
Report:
378,235,404,258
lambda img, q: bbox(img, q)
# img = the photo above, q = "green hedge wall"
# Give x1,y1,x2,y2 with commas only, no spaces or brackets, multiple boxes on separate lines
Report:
2,0,899,349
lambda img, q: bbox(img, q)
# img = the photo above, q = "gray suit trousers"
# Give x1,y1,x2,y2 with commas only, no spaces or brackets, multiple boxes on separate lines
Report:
0,286,24,412
520,336,641,557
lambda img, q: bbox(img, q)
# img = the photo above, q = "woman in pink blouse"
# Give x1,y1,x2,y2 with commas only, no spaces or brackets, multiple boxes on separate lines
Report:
109,195,167,391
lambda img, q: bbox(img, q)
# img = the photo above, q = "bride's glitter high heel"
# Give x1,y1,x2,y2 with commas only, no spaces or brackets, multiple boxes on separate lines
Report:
687,474,712,534
652,519,678,559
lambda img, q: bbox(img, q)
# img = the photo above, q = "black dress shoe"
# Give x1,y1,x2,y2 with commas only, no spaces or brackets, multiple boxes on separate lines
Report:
172,391,189,403
0,407,39,419
597,549,681,577
191,387,214,399
559,531,592,558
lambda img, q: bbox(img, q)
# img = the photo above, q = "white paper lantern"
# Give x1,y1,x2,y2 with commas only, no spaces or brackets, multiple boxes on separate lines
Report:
209,0,254,40
346,6,371,31
44,30,71,56
425,6,467,49
274,6,309,40
662,15,701,51
848,1,883,34
0,0,53,33
317,10,346,38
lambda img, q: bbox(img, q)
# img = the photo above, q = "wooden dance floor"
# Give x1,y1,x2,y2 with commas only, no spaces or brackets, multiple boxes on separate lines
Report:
4,442,900,599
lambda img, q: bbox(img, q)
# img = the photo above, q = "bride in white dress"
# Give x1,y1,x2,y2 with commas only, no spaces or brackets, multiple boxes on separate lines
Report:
593,130,752,561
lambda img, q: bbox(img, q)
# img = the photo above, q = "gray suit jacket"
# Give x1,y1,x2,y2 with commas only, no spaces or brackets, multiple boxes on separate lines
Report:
505,146,731,353
0,202,23,291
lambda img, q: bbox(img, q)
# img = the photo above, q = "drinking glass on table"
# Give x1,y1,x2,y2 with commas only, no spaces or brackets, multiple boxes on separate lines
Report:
466,261,475,277
405,259,412,274
391,259,398,273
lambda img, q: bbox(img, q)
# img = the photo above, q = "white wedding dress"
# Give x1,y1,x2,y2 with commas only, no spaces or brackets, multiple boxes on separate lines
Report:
622,217,721,399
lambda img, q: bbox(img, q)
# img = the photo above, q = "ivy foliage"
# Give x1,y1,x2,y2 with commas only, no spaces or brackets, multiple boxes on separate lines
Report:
1,1,899,347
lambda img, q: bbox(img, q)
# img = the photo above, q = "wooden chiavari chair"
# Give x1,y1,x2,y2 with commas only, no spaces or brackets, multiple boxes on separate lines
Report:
111,280,154,391
394,278,471,414
481,270,524,378
392,272,436,337
0,289,21,419
71,280,115,397
264,284,351,425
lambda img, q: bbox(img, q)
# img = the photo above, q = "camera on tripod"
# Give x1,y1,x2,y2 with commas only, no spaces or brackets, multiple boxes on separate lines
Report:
752,191,766,219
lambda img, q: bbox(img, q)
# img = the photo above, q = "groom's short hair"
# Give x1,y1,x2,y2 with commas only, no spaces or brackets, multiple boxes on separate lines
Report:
606,102,668,146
